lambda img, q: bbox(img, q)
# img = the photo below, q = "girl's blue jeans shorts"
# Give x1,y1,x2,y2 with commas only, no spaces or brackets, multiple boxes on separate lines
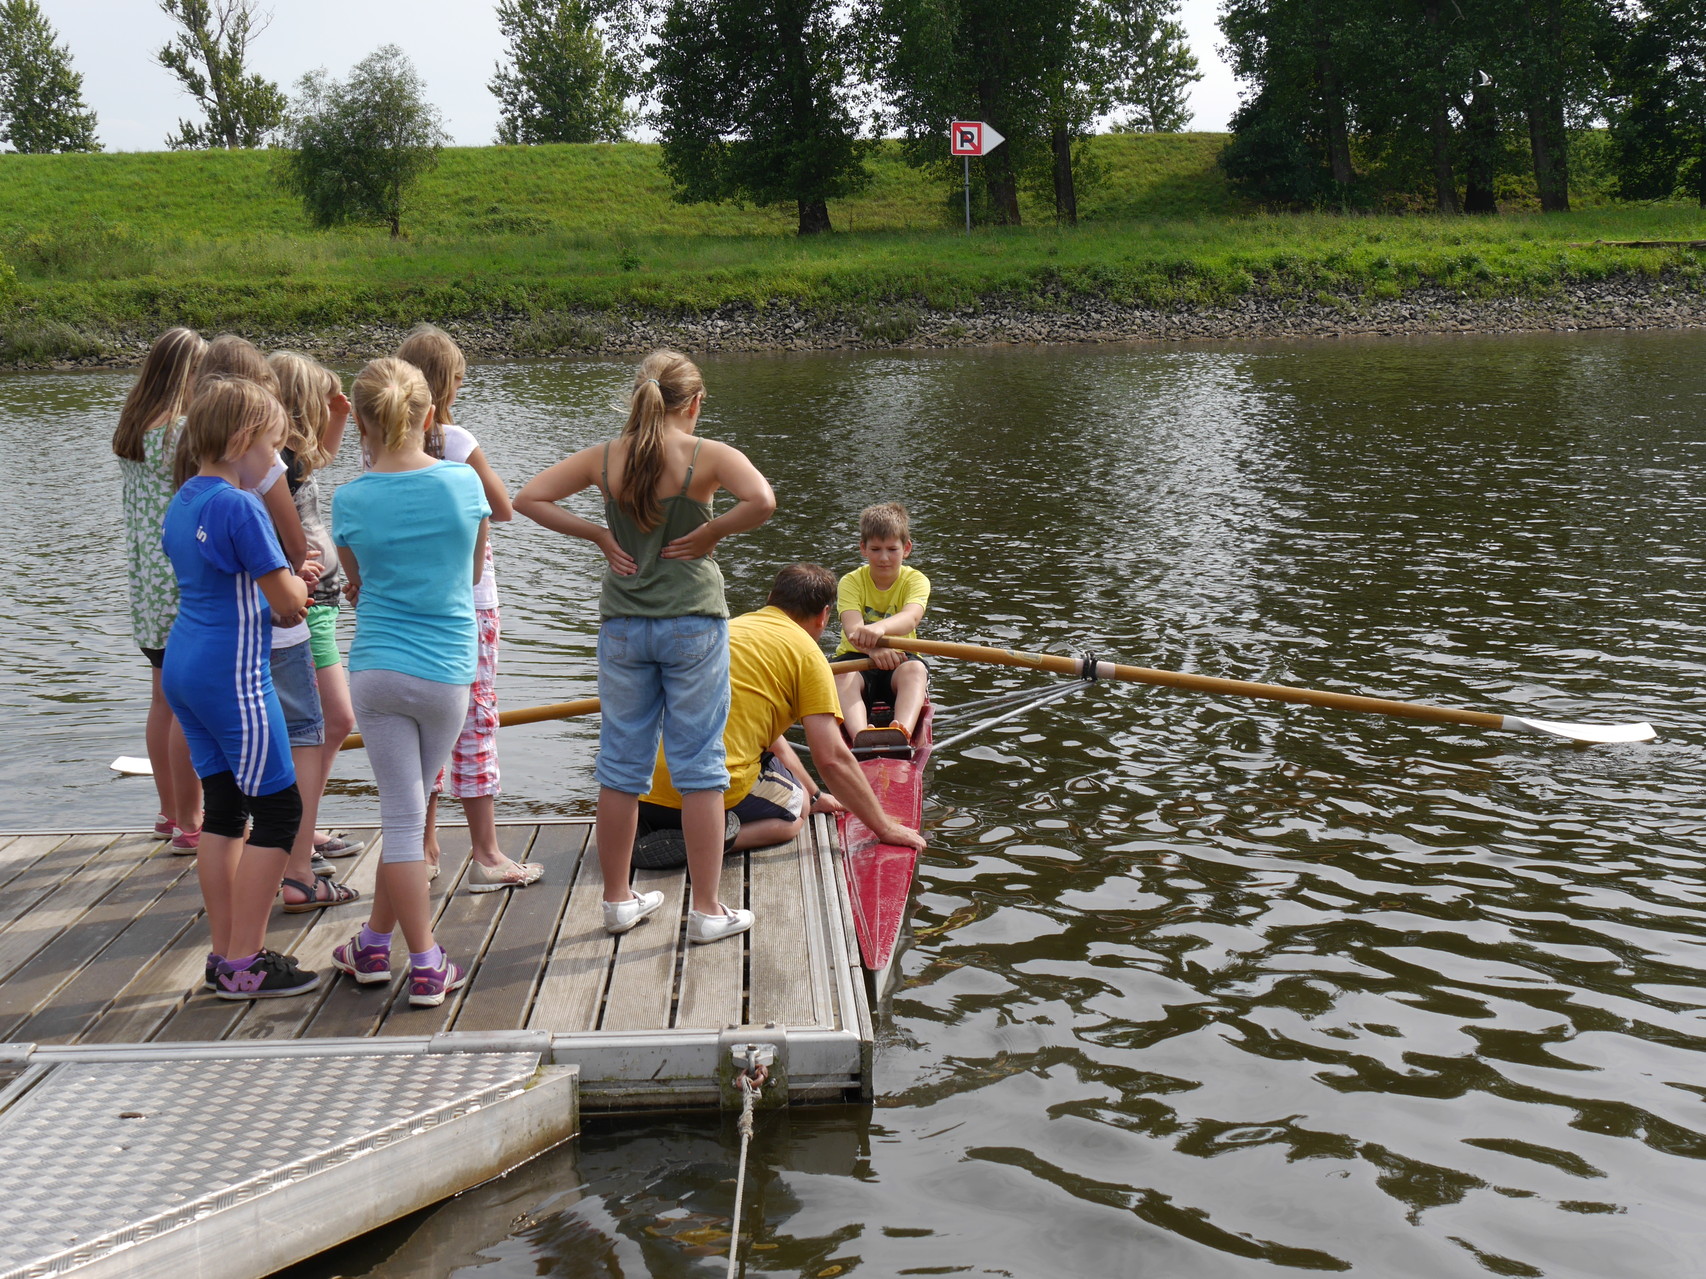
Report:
595,614,730,795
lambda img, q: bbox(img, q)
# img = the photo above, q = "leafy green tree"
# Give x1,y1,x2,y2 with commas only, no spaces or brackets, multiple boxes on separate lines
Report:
1609,0,1706,205
0,0,100,153
491,0,632,143
278,45,447,238
1042,1,1199,224
1219,0,1363,204
648,0,874,235
865,0,1078,226
156,0,288,148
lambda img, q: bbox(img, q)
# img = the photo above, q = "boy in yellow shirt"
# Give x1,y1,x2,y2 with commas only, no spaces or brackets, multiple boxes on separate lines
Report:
830,502,929,749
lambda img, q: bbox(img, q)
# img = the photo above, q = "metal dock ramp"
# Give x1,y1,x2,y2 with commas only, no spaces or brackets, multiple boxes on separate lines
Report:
0,815,871,1276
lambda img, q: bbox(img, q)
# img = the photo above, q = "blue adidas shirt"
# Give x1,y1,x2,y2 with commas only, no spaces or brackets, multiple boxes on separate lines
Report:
333,461,491,685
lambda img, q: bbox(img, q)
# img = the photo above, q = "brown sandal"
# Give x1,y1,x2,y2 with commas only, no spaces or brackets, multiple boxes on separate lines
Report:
280,875,361,913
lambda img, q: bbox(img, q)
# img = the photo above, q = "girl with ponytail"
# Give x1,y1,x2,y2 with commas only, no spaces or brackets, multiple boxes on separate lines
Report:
329,357,492,1006
516,350,775,945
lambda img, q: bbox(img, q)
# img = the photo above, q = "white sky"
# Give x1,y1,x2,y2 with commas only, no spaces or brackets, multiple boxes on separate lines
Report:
36,0,1243,153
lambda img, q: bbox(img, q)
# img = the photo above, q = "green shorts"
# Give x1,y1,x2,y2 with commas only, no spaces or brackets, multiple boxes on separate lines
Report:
306,604,342,669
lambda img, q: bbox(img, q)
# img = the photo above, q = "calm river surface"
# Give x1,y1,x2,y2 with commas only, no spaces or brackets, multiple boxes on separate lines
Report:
2,331,1704,1277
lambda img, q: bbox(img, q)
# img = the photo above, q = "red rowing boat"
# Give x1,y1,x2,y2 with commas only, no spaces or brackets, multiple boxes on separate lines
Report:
837,702,934,991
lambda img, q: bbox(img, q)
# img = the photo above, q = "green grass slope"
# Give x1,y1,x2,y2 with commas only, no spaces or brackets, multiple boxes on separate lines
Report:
1,133,1702,362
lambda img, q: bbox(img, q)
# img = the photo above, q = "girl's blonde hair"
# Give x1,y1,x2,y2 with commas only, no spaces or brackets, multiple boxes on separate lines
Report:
113,327,206,461
394,323,465,458
196,334,279,397
618,349,704,532
174,377,285,489
269,350,340,474
352,357,431,455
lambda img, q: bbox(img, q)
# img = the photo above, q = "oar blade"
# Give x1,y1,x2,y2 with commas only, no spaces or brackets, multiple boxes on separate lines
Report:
1502,716,1657,744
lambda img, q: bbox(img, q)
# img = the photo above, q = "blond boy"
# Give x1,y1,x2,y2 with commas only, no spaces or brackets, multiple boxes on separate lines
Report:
830,502,929,748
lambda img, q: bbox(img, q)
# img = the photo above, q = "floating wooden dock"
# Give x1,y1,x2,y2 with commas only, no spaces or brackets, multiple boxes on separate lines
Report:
0,816,873,1278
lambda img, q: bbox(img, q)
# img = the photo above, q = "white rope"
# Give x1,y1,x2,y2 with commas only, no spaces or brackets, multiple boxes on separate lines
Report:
726,1074,759,1279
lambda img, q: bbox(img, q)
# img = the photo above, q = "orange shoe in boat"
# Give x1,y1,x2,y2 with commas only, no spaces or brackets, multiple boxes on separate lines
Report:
853,723,911,751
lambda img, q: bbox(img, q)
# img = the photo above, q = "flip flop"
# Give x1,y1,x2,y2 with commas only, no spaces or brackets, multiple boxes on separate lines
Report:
280,875,361,914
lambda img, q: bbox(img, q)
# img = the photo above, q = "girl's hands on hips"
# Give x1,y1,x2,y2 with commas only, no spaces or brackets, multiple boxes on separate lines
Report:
660,524,719,561
599,530,639,576
343,580,360,606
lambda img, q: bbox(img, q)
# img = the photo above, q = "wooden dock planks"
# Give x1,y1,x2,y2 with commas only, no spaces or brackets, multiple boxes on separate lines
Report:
0,818,867,1108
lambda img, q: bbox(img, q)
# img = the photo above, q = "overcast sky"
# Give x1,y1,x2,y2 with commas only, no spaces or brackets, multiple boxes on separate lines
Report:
36,0,1243,153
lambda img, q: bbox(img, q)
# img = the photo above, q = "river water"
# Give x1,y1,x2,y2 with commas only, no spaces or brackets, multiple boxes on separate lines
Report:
2,331,1704,1277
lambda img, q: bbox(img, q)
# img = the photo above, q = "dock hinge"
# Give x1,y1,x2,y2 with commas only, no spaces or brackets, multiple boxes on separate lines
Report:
718,1025,790,1110
426,1030,554,1056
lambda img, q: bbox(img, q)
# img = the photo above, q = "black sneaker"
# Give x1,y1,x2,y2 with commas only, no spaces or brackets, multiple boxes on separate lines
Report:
215,949,321,1000
632,812,741,869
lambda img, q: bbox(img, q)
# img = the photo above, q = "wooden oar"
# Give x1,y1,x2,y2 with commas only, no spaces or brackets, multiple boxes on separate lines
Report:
340,697,602,751
879,637,1657,745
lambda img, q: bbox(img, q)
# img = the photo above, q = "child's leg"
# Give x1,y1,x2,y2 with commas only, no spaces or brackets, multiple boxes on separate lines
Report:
453,606,504,866
657,616,732,917
145,666,175,822
593,617,668,903
353,669,468,954
309,657,356,843
597,787,641,901
195,831,242,957
226,783,301,959
835,669,869,737
169,719,202,835
890,659,928,735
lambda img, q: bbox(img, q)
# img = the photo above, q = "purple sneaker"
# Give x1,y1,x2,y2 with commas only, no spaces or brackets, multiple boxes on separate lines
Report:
331,934,393,985
408,952,468,1008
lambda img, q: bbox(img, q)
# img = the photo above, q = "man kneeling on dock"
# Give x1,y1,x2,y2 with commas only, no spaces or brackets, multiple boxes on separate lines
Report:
633,563,926,866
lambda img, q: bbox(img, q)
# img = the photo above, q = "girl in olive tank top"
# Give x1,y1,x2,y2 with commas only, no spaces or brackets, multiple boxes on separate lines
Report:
515,351,776,943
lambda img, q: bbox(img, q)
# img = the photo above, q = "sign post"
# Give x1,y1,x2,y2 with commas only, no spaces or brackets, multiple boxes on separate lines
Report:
949,120,1004,234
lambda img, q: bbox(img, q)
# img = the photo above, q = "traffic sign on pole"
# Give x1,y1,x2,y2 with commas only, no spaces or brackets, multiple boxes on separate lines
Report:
950,120,1004,157
949,121,1005,234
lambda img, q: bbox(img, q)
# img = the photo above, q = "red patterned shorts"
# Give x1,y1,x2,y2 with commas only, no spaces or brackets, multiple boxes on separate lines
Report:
436,606,500,799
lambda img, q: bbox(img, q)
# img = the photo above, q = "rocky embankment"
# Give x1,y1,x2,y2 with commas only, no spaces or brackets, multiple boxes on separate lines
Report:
16,274,1706,371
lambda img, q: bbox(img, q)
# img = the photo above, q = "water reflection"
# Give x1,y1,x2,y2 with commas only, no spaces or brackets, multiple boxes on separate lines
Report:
6,330,1706,1276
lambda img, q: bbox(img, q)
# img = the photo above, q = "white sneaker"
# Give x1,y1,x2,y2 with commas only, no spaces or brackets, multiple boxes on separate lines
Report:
602,889,664,935
687,904,754,945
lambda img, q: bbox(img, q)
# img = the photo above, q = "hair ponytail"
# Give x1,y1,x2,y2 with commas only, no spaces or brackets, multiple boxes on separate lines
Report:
352,357,431,455
616,350,703,531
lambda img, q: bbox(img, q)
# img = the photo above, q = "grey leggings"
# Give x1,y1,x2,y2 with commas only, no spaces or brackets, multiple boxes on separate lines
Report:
350,668,471,864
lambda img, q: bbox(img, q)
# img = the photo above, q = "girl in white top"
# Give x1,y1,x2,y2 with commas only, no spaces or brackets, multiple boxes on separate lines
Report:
395,325,541,893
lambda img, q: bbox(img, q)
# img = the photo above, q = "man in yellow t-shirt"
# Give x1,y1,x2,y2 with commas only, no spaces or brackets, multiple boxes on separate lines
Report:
635,564,926,867
830,502,929,749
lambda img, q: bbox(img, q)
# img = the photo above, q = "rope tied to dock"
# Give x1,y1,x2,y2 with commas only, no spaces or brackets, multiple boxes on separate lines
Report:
726,1054,770,1279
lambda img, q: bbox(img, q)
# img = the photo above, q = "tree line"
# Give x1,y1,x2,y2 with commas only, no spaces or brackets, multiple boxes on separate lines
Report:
0,0,1198,235
6,1,1697,231
1220,0,1706,211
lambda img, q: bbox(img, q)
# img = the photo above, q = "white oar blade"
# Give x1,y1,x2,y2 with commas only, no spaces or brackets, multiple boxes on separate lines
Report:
110,756,154,776
1501,716,1657,745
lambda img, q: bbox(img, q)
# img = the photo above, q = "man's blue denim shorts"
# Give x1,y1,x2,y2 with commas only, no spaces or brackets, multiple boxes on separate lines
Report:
595,614,730,795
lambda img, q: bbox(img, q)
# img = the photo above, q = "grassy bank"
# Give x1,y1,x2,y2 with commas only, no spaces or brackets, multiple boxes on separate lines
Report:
2,134,1703,364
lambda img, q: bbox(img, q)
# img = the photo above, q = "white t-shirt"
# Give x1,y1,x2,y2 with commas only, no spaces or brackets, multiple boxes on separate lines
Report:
440,424,499,611
256,456,311,648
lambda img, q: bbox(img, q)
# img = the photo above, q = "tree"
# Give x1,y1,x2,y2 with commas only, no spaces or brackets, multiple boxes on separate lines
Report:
278,46,447,238
156,0,287,148
0,0,100,153
1044,1,1200,224
648,0,874,235
865,0,1078,226
1609,0,1706,205
491,0,632,143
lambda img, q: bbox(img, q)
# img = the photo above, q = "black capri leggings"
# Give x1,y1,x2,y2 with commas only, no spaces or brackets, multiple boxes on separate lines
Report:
200,771,302,851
